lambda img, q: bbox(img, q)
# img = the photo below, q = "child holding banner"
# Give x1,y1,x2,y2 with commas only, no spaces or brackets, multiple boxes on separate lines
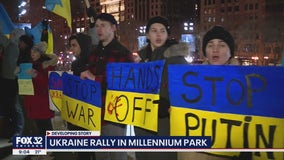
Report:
134,16,189,160
80,13,134,160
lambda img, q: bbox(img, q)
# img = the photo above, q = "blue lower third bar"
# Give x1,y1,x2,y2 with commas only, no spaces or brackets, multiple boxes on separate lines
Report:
46,136,211,149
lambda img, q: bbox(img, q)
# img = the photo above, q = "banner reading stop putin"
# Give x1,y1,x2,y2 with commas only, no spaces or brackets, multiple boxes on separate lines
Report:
168,65,284,160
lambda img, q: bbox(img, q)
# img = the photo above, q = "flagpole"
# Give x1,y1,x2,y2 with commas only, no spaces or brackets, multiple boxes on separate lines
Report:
84,0,95,23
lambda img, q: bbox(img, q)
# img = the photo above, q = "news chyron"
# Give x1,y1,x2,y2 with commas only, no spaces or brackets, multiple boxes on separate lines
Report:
13,130,211,155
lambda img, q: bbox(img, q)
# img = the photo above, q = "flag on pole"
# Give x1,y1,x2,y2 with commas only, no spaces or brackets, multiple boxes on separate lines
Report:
25,20,54,54
45,0,72,30
0,3,15,34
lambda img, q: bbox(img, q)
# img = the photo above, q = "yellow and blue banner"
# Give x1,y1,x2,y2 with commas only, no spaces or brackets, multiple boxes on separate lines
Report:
48,71,65,111
61,73,102,131
168,65,284,160
104,60,165,132
18,63,34,95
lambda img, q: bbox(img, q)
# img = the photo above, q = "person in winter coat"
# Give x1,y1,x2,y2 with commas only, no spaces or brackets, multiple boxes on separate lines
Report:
68,33,96,160
178,26,242,160
17,35,34,65
0,28,25,140
202,25,239,65
24,41,57,136
80,13,134,160
135,16,189,160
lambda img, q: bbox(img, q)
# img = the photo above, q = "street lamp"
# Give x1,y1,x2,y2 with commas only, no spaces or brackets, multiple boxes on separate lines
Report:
251,56,259,65
139,26,146,35
18,0,28,18
263,56,269,66
183,22,194,32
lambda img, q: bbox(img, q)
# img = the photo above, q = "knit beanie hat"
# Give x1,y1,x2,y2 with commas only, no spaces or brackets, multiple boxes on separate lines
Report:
202,26,234,57
32,41,47,54
95,13,117,26
146,16,171,34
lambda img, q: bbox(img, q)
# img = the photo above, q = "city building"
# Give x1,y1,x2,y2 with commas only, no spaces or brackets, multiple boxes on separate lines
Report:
2,0,282,65
200,0,284,65
119,0,199,54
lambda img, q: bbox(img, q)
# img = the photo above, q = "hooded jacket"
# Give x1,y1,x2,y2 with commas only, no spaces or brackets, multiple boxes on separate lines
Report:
70,33,92,76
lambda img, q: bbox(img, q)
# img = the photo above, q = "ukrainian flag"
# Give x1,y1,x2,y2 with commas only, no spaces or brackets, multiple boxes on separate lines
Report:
0,3,15,34
25,21,53,54
45,0,72,30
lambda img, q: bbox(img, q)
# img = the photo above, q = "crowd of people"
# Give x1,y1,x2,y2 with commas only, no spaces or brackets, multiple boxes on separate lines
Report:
0,9,251,160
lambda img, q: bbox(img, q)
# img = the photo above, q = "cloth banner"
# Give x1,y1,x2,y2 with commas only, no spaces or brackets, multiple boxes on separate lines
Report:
104,60,165,132
18,63,34,95
168,65,284,160
61,73,102,131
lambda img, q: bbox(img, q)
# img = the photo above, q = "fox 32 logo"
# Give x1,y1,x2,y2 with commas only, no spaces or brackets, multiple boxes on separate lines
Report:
13,136,45,149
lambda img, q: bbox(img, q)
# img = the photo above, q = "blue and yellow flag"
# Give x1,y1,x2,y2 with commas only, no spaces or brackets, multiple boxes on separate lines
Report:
168,65,284,160
25,21,53,54
0,3,15,34
45,0,72,30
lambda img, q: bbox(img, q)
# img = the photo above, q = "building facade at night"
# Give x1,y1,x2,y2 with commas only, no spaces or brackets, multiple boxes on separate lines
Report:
1,0,283,65
200,0,284,65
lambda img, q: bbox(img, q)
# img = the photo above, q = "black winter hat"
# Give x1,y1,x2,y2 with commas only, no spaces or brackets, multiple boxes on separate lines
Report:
95,13,117,26
202,26,234,57
146,16,170,34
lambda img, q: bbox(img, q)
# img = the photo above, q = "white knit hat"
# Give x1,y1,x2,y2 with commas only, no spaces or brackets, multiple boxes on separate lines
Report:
32,41,47,54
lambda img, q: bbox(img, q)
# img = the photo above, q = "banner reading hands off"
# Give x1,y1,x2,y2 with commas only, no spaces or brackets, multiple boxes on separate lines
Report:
104,61,165,132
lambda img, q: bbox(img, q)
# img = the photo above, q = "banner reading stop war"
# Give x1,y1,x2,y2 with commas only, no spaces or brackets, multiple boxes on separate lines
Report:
61,73,102,131
104,60,165,132
168,65,284,160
